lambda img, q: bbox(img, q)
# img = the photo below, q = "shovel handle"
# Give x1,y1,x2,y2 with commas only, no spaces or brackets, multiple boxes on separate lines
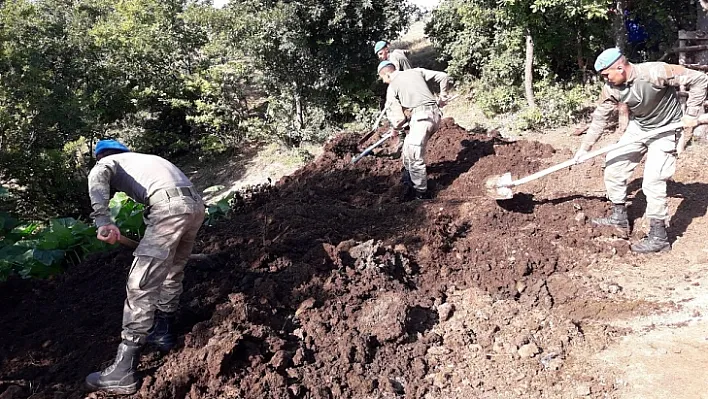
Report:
352,133,393,163
99,227,139,248
507,119,694,188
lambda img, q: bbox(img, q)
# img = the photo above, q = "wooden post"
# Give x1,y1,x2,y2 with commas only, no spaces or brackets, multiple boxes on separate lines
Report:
679,35,687,65
698,5,708,64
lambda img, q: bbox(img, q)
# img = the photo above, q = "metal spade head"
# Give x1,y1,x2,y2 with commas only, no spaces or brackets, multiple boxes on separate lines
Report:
484,172,514,200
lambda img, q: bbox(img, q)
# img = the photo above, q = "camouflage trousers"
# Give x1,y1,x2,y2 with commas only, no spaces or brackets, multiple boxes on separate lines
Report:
401,108,441,192
604,121,678,221
121,195,205,344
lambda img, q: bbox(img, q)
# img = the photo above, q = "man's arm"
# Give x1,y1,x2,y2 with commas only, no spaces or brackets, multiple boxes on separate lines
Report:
385,85,406,130
419,68,451,97
579,85,618,151
88,163,115,228
650,63,708,118
395,51,412,71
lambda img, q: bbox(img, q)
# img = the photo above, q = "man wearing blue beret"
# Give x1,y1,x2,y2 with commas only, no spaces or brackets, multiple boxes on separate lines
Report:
84,140,205,394
374,40,412,71
574,48,708,253
378,61,451,200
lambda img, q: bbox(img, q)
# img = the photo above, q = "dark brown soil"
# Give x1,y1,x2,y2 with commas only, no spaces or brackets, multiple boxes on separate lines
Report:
0,119,644,399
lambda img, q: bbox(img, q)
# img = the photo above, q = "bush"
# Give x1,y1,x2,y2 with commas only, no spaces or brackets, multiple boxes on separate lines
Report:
244,96,337,147
474,84,524,116
0,148,91,220
514,80,599,132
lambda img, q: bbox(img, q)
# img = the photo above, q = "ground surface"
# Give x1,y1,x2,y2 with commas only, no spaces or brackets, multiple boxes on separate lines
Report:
3,116,708,399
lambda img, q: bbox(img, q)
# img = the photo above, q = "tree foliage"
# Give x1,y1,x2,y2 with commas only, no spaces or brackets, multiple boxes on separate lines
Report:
426,0,697,123
0,0,412,218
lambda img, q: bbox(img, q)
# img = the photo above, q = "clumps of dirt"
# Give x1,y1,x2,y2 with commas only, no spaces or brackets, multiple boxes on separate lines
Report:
0,118,651,399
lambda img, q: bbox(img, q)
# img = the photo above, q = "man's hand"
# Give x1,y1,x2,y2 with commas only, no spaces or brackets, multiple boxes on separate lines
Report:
573,148,589,164
389,128,400,138
97,224,121,245
437,93,453,108
681,115,698,128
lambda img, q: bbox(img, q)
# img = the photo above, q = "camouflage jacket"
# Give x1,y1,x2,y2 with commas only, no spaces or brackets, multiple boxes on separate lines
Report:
88,152,193,227
386,68,450,129
581,62,708,150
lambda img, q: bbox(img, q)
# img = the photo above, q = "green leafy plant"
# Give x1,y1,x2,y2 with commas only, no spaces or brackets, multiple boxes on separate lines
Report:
205,197,232,227
109,192,146,239
0,192,147,281
0,216,108,281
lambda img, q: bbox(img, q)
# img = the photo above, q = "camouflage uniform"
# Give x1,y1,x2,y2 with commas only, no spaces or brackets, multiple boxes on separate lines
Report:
386,68,450,192
88,152,205,344
580,62,708,221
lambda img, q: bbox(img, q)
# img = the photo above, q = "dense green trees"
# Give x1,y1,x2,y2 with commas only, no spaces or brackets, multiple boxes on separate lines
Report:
426,0,697,125
0,0,412,218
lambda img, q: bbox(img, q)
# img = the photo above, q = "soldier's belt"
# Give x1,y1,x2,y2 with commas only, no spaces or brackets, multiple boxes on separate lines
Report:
148,186,199,206
411,104,439,115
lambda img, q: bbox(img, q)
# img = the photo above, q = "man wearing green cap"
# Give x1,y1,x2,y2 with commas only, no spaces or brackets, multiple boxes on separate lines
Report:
573,48,708,253
84,140,205,394
378,61,451,200
375,40,412,71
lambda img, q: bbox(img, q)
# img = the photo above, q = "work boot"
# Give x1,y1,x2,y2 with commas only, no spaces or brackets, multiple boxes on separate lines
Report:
631,219,670,253
400,168,413,187
414,189,432,200
85,340,141,395
147,310,176,352
591,203,630,229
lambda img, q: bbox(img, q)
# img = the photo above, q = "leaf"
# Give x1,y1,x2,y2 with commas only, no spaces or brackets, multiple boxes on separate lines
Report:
32,249,66,266
11,222,40,237
0,212,20,233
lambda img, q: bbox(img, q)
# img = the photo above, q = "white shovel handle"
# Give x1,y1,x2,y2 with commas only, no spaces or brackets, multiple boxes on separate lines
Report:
507,121,687,188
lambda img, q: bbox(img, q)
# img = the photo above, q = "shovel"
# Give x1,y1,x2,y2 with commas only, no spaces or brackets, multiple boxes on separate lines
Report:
485,116,705,200
352,132,393,163
100,229,211,260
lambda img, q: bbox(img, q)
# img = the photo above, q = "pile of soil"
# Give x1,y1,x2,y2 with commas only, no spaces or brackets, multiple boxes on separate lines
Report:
0,119,643,399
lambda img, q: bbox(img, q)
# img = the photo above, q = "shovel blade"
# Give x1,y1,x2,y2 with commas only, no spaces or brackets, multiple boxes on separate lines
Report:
484,172,514,200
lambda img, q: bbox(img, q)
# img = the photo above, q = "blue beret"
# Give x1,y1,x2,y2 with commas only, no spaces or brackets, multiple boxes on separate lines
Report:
374,40,388,54
594,48,622,72
377,60,394,73
95,139,130,157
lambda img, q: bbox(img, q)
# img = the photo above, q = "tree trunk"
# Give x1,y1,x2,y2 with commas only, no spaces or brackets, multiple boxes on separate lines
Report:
695,4,708,143
292,81,304,130
576,26,588,83
524,30,536,109
697,4,708,65
612,0,628,52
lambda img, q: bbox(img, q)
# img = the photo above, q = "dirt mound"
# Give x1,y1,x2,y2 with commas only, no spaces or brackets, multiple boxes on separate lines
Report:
1,119,644,398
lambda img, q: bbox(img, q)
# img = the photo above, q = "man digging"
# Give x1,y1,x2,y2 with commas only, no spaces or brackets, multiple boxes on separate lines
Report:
85,139,205,394
373,40,413,155
374,40,412,71
573,48,708,253
378,61,451,200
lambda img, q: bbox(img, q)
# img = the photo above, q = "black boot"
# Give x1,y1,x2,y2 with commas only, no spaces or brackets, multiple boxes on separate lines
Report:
85,340,141,394
147,310,176,352
414,189,432,200
400,169,414,201
400,168,412,186
592,203,630,229
631,219,670,253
